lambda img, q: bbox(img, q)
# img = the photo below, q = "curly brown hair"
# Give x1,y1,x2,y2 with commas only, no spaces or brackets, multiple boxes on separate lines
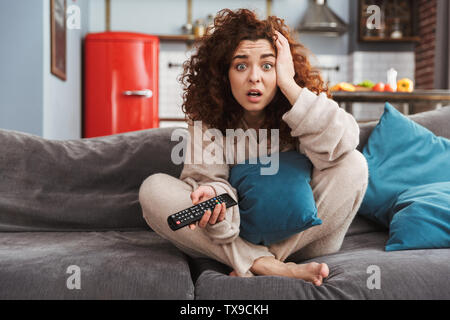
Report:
179,8,329,146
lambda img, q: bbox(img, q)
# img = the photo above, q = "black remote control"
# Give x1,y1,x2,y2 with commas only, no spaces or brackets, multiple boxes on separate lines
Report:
168,193,238,231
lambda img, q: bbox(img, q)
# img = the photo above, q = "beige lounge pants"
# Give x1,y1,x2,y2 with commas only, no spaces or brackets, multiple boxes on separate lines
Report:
139,150,369,277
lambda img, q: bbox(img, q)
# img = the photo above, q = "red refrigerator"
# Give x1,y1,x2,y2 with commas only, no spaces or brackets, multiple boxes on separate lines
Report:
84,32,159,138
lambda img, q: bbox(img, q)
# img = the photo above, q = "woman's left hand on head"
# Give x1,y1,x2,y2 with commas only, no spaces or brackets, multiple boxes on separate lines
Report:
274,30,296,91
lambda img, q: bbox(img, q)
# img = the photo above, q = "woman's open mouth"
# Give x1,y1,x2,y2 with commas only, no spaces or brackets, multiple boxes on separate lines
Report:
247,89,263,103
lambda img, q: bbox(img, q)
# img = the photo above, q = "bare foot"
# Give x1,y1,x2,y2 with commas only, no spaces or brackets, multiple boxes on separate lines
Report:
285,261,329,286
229,270,238,277
250,256,329,286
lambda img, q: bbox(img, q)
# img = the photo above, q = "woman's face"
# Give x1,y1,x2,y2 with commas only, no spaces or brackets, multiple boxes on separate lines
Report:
228,39,277,117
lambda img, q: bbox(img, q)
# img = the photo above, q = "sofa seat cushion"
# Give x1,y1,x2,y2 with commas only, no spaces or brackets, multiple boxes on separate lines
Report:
0,231,194,299
191,231,450,300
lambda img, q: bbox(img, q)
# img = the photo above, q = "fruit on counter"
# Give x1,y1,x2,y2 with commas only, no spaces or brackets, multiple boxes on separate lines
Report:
330,82,356,92
330,84,340,91
357,80,375,88
354,85,372,91
397,78,414,92
339,82,356,92
384,84,395,92
372,82,385,92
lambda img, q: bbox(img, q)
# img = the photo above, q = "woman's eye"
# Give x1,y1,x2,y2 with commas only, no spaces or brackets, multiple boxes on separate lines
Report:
263,63,273,70
236,64,246,71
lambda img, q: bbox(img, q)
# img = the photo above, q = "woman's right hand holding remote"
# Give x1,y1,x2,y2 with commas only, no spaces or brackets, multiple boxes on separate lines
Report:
189,185,227,230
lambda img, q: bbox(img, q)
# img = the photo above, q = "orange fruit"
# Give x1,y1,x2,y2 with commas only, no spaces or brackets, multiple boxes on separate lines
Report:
397,78,414,92
339,82,356,92
330,84,341,91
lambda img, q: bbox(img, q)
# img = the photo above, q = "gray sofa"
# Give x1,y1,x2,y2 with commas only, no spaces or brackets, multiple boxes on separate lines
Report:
1,106,449,300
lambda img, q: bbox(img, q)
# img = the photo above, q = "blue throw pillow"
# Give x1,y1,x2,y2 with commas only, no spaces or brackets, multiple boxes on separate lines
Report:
229,150,321,246
360,103,450,227
385,182,450,251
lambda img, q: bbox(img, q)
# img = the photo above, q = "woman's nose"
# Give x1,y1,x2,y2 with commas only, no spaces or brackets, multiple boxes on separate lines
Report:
248,67,261,83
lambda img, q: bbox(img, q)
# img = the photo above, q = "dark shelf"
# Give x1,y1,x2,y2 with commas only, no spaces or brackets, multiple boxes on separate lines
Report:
358,0,419,43
157,34,196,42
360,36,420,43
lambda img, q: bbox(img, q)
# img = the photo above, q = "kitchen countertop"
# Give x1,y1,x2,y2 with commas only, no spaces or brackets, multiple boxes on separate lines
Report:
331,89,450,115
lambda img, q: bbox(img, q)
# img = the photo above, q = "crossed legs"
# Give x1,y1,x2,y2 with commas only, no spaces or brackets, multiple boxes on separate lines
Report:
139,150,368,282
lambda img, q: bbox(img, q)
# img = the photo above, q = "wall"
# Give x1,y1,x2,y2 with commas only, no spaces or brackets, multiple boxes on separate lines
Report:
43,0,90,139
415,0,437,89
0,0,44,136
0,0,89,139
434,0,450,90
88,0,350,55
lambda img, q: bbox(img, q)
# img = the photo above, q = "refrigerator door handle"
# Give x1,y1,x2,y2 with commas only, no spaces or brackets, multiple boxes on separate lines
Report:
123,89,153,98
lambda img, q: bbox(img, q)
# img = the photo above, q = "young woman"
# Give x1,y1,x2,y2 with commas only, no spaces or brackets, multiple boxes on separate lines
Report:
139,9,368,286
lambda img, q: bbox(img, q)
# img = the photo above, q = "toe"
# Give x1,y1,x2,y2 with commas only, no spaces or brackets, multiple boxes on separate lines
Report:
320,263,329,278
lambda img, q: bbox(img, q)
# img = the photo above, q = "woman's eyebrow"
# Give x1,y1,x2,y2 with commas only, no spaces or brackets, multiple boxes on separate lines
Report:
232,53,276,60
260,53,276,59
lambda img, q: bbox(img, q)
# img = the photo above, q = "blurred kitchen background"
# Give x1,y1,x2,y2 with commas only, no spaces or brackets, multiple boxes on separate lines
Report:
0,0,449,139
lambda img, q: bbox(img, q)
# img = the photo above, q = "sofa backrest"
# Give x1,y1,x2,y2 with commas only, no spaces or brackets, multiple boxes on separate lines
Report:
0,127,187,232
1,106,449,232
357,106,450,151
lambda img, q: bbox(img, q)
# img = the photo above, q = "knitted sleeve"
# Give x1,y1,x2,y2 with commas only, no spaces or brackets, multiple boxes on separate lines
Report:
282,87,360,171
